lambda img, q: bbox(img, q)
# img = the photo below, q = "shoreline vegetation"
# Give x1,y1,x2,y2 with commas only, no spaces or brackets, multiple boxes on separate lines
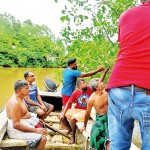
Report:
0,1,138,79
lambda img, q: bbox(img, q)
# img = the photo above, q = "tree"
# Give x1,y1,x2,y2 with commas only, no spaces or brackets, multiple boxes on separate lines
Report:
57,0,138,82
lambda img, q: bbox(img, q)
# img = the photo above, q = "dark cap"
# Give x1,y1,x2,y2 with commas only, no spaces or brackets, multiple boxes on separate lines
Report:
67,58,76,66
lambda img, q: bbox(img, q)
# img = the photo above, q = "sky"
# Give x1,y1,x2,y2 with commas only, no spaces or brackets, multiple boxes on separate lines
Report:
0,0,141,38
0,0,68,38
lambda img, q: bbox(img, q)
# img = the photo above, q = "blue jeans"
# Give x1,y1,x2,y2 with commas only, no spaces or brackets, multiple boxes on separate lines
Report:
108,86,150,150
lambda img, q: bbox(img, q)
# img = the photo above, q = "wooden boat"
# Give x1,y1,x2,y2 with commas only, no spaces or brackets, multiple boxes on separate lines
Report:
0,88,141,150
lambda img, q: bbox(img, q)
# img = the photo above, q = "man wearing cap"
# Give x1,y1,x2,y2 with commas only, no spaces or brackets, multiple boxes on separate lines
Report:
61,58,104,108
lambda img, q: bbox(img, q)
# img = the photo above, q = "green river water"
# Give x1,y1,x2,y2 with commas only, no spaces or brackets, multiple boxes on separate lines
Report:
0,68,60,111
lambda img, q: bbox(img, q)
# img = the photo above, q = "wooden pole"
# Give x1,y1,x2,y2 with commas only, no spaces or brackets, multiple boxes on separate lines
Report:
44,122,71,139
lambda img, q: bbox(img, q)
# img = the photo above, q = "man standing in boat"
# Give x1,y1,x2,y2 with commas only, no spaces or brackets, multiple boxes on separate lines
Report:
6,80,47,150
81,67,110,150
61,58,105,108
24,71,54,120
60,79,93,144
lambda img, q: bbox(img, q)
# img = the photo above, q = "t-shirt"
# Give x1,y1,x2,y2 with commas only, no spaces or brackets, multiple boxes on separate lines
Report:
29,82,39,103
69,87,93,110
61,68,82,96
106,3,150,90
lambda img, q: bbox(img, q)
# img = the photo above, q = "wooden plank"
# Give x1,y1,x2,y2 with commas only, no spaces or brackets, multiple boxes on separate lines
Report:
0,139,28,147
50,112,60,116
44,143,84,149
39,91,62,98
0,109,7,142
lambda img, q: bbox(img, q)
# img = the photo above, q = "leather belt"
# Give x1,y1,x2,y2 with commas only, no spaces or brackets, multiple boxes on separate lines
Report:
120,85,150,92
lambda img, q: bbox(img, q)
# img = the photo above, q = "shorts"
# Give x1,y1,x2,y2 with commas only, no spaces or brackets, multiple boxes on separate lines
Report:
65,108,86,122
62,94,70,106
28,101,52,113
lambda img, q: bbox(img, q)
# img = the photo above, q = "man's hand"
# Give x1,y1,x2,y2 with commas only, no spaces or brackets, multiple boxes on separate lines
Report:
104,67,110,73
59,112,65,122
40,105,47,112
35,128,47,135
97,66,105,72
80,126,86,133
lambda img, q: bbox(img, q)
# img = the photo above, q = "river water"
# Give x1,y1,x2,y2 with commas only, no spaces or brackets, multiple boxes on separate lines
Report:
0,68,60,111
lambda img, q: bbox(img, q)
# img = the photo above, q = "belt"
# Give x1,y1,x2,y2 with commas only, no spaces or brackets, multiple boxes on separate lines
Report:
120,85,150,92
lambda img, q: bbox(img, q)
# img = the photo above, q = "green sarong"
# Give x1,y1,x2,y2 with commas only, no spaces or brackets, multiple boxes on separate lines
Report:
89,114,109,150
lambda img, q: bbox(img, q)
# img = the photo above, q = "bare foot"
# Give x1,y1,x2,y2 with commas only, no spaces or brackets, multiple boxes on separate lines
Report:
66,129,72,135
69,136,75,144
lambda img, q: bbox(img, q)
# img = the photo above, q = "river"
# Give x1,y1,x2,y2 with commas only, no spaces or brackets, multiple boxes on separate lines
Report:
0,68,60,111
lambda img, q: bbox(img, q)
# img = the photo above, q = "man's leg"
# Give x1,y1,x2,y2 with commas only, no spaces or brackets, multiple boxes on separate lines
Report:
68,109,85,144
108,88,134,150
133,91,150,150
106,141,110,150
69,117,77,144
60,95,70,129
60,117,72,133
40,101,54,120
35,135,47,150
28,105,46,120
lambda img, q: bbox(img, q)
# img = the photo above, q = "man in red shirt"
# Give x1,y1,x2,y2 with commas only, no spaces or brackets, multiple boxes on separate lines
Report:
60,79,93,144
106,0,150,149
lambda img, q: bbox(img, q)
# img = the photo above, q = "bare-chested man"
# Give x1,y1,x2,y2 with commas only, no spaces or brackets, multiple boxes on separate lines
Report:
81,67,110,150
6,80,47,150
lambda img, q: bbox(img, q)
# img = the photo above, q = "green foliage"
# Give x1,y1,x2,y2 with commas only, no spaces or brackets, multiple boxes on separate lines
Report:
57,0,138,82
0,0,139,84
0,13,66,68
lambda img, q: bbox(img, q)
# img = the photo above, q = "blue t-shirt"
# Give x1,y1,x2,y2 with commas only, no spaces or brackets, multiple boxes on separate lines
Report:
24,83,39,106
61,68,82,96
29,82,39,103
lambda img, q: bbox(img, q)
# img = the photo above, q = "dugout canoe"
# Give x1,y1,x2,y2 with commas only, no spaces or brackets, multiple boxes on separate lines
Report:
0,88,141,150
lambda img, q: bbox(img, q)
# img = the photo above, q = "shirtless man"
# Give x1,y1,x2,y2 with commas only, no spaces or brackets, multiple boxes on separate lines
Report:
6,80,47,150
81,67,110,150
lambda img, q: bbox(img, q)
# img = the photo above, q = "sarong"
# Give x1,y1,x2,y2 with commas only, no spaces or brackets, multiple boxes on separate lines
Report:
7,117,43,148
90,114,109,150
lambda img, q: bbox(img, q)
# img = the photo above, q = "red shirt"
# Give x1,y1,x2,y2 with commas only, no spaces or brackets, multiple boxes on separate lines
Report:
106,3,150,90
69,87,93,110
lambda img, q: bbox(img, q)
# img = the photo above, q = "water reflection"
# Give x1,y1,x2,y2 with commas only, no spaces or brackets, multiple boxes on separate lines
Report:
0,68,60,111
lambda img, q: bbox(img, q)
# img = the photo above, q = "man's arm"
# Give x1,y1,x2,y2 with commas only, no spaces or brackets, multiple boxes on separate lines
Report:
36,93,44,105
82,98,94,132
24,95,41,107
79,66,105,78
60,92,75,121
99,67,109,82
10,102,45,134
60,101,72,121
36,92,48,112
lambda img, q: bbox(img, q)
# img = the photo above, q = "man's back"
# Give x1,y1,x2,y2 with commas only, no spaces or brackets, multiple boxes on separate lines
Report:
107,3,150,90
61,68,81,96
